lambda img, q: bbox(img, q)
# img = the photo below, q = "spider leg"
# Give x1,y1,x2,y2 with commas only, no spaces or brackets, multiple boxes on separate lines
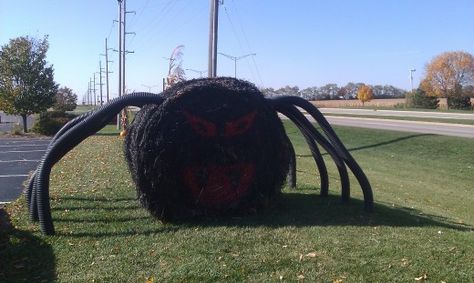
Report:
271,96,374,211
33,93,163,235
270,100,348,201
286,136,297,189
28,111,93,221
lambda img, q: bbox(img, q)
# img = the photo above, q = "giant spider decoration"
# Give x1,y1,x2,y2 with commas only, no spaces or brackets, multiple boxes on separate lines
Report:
27,77,373,235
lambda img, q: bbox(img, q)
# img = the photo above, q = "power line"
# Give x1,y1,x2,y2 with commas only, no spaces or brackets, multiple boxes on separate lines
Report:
228,0,265,86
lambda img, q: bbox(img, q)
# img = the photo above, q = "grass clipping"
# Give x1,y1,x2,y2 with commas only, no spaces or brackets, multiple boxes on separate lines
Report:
125,78,290,221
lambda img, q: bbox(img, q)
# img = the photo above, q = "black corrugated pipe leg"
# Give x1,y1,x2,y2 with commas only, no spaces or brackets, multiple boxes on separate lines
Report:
271,96,374,211
271,101,349,202
27,111,93,221
34,93,164,235
280,108,330,196
286,136,297,189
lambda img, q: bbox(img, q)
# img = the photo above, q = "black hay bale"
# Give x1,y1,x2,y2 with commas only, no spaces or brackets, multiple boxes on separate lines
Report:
125,77,290,221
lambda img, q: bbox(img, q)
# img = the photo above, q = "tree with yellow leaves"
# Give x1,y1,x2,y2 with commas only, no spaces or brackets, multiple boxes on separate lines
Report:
357,84,373,106
421,51,474,97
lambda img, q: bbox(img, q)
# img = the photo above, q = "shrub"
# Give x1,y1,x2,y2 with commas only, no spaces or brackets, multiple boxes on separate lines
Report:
10,123,24,135
447,95,472,110
32,111,76,136
406,89,439,109
393,103,406,109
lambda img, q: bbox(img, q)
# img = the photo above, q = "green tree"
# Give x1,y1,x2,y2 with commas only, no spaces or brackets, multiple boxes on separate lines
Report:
54,86,77,112
0,36,57,132
407,88,439,109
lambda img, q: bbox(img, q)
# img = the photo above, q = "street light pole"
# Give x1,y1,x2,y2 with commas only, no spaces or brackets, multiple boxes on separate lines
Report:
218,52,256,78
185,68,207,78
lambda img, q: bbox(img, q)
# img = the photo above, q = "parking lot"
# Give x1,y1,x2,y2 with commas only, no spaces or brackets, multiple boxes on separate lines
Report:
0,137,51,203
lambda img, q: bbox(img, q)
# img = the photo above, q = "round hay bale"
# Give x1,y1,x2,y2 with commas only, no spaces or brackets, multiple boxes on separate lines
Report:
125,77,290,221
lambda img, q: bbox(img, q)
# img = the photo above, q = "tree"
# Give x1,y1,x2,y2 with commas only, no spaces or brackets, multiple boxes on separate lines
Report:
406,88,439,109
0,36,57,132
53,86,77,112
421,51,474,97
275,85,300,97
319,83,340,99
357,84,373,106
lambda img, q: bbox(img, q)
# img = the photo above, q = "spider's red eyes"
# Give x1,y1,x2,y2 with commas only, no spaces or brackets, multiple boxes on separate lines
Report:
224,111,256,137
183,110,256,138
183,111,217,137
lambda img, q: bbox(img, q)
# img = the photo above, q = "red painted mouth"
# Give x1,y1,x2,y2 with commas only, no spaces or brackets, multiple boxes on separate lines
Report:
183,163,256,206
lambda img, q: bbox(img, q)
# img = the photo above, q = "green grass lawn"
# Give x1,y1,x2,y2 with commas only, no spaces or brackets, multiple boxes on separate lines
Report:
1,123,473,282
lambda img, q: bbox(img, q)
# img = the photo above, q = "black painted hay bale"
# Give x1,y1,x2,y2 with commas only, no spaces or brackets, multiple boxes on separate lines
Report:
125,77,290,221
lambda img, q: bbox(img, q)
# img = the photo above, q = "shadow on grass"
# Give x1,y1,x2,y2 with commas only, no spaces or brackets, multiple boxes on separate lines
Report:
184,192,472,231
0,211,56,282
47,190,472,238
346,133,435,152
296,133,434,157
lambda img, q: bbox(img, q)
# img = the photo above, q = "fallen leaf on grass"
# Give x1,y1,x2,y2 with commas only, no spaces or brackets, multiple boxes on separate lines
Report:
145,275,155,283
401,258,409,267
305,252,318,258
414,274,428,281
332,279,343,283
297,274,305,280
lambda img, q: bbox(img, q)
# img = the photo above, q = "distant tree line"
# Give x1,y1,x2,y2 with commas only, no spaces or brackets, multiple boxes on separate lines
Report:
261,83,406,100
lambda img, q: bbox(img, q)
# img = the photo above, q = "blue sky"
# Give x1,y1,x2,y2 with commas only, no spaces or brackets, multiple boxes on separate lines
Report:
1,0,474,101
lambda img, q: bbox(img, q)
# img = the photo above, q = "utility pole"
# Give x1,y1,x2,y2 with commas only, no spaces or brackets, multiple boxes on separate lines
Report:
87,80,91,105
89,77,93,105
98,62,104,106
101,38,113,103
218,52,256,78
123,0,136,96
208,0,220,77
117,0,123,99
92,73,97,107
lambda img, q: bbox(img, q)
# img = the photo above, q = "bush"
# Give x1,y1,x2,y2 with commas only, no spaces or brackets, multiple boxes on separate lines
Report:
406,89,439,109
447,95,472,110
10,123,24,135
32,111,76,136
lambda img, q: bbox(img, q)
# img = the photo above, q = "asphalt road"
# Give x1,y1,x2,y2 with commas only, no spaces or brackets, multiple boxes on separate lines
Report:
0,137,50,203
319,108,474,120
322,116,474,138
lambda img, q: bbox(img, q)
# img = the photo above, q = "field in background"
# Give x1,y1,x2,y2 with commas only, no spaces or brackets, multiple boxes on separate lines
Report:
1,123,473,282
312,97,474,110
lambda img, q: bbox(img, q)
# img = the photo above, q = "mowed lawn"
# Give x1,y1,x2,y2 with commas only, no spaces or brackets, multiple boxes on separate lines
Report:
1,122,473,282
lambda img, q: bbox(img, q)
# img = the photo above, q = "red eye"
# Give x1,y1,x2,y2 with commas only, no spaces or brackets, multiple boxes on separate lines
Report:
225,111,257,137
183,111,217,137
